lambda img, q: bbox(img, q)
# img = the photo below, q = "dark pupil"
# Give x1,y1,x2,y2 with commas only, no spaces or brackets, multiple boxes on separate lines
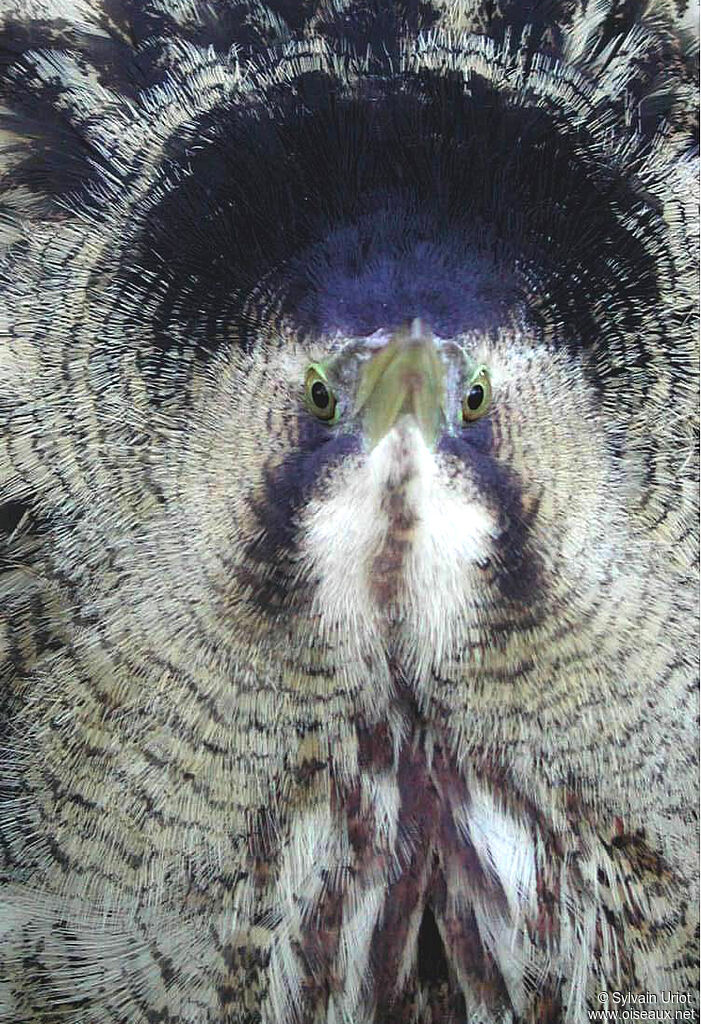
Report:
311,380,329,408
467,384,484,411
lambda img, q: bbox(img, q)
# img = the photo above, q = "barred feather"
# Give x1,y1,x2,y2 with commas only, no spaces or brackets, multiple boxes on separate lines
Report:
0,2,697,1022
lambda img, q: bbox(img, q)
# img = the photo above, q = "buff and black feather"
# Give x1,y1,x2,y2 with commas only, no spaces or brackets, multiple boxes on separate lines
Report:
0,1,698,1022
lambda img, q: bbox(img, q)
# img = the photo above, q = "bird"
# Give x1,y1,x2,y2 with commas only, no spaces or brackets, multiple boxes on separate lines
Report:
0,1,697,1022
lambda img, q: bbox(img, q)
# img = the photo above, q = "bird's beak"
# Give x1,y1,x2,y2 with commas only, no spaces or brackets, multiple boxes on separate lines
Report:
355,320,446,450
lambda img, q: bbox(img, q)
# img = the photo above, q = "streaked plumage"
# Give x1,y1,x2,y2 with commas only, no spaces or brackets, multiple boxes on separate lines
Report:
0,2,698,1021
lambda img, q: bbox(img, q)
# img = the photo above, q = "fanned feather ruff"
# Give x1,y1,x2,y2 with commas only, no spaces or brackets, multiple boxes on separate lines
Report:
0,3,697,1023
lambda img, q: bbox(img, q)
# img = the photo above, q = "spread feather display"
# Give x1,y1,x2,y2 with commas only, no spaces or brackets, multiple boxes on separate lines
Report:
0,1,698,1021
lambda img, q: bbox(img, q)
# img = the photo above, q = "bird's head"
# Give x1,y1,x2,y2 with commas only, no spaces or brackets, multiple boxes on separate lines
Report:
176,298,614,708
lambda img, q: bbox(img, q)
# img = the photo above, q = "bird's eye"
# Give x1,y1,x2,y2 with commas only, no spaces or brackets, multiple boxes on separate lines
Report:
305,364,338,422
461,366,491,423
